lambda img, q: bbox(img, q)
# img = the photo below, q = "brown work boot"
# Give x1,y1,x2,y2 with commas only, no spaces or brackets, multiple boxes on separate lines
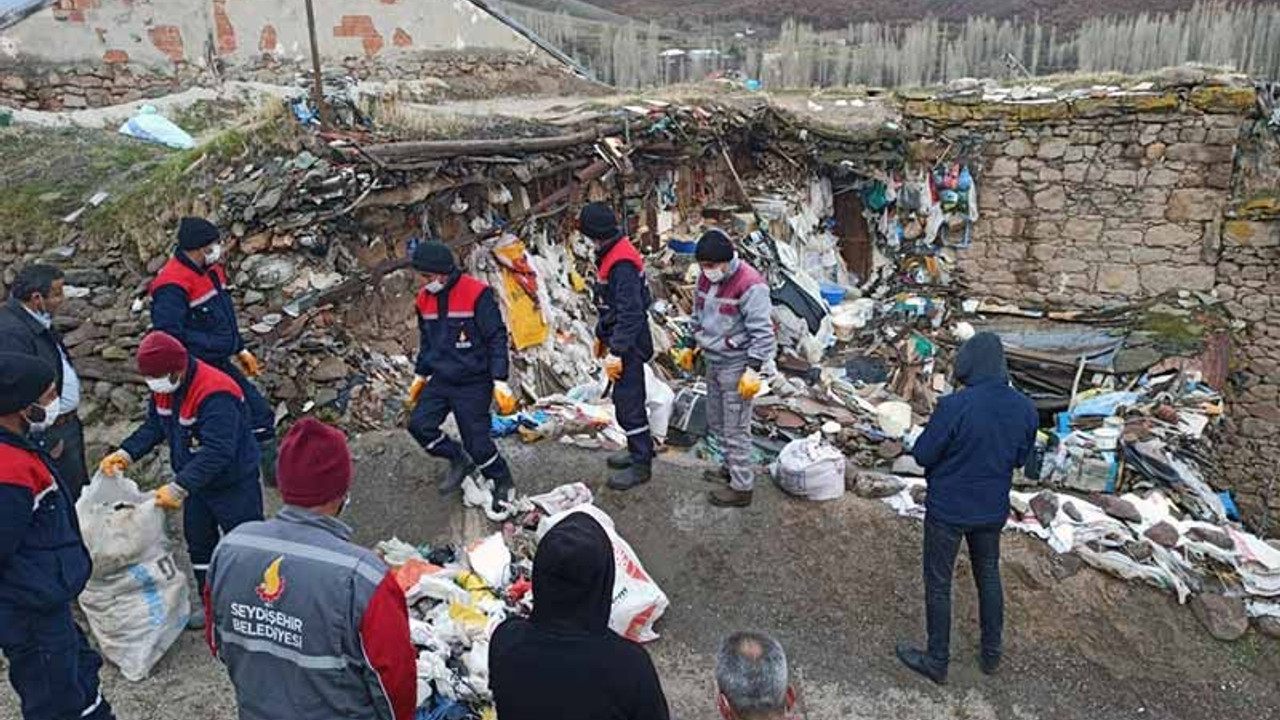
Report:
701,466,730,484
708,486,752,508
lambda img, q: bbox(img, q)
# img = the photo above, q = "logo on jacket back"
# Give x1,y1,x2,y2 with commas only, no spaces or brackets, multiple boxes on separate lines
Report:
255,556,286,605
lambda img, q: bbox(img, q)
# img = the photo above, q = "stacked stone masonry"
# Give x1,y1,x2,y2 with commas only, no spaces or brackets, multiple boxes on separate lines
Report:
903,84,1280,535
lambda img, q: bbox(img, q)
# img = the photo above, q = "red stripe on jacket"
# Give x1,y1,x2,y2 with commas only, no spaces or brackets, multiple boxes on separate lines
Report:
154,360,245,425
359,572,418,720
597,237,645,281
415,274,489,319
0,444,54,504
150,257,228,307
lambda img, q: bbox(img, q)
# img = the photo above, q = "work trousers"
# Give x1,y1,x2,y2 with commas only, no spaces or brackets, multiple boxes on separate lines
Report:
614,352,655,466
186,480,264,591
40,415,88,502
0,604,115,720
923,514,1005,669
705,359,755,492
208,357,276,443
409,379,513,489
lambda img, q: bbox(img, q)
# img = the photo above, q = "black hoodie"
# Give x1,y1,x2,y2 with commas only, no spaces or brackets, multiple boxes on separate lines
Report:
490,512,670,720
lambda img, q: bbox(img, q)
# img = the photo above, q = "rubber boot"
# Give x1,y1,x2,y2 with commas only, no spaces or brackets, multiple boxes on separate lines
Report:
608,463,651,491
606,452,633,470
980,653,1002,676
258,437,278,488
708,486,752,507
896,643,947,685
488,478,515,520
701,466,730,484
439,453,475,496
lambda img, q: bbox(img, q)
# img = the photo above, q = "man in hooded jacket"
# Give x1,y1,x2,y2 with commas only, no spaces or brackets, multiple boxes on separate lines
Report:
896,332,1038,685
489,512,670,720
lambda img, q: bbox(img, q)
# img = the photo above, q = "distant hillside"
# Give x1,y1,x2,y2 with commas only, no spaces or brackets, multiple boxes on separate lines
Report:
585,0,1278,31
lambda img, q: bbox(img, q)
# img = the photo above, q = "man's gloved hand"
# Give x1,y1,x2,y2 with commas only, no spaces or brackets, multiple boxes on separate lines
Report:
738,368,764,400
493,381,517,415
604,354,624,382
673,347,700,372
593,338,608,359
408,376,428,407
237,350,262,377
99,450,131,477
154,483,188,510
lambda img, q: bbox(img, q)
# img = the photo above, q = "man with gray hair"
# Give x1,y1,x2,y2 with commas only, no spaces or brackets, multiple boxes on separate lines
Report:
715,631,798,720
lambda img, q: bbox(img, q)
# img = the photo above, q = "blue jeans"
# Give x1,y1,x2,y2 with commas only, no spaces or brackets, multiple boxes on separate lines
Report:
924,514,1004,668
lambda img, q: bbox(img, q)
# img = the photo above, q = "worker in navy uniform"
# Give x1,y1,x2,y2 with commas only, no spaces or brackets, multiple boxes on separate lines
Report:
406,242,517,517
581,203,655,490
149,216,278,486
0,353,115,720
100,331,264,630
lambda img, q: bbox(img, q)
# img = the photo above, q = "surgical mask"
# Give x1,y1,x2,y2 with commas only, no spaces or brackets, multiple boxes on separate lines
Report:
703,268,726,283
425,280,446,295
145,376,181,394
26,399,60,433
204,243,224,265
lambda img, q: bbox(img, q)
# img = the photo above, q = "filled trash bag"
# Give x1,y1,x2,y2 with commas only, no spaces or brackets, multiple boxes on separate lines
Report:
118,105,196,149
771,433,846,502
76,471,190,681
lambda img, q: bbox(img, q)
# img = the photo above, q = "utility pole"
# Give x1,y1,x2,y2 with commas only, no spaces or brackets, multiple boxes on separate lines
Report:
303,0,330,127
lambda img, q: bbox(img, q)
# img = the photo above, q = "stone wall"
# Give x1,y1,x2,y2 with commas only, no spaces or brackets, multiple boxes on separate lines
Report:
902,81,1280,534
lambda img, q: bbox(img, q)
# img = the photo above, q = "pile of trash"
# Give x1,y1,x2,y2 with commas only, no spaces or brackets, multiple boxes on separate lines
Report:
373,484,668,719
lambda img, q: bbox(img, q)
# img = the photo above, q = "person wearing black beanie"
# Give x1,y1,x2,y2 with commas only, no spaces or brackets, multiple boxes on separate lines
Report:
691,228,777,508
583,204,657,491
406,242,519,518
0,352,117,720
150,216,279,487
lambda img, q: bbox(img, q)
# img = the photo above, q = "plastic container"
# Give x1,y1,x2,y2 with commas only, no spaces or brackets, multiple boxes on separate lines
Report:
1093,426,1121,451
819,282,847,306
667,238,697,255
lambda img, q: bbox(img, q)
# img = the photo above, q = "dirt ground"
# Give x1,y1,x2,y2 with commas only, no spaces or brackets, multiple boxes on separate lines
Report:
3,433,1278,720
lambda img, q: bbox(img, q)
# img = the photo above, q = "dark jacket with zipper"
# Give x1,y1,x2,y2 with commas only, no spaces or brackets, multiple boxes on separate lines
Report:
594,237,654,361
0,297,67,396
414,272,509,385
150,252,244,361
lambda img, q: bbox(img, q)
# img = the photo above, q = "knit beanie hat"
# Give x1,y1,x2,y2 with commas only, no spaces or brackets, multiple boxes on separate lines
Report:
412,242,457,274
277,418,352,507
695,228,735,262
579,203,622,242
0,353,56,415
136,331,189,377
177,217,221,251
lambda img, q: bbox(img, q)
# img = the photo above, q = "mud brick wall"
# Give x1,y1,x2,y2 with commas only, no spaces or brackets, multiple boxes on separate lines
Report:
903,83,1280,535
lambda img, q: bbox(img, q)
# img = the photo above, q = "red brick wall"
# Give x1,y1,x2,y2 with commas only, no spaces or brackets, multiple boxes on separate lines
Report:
333,14,384,57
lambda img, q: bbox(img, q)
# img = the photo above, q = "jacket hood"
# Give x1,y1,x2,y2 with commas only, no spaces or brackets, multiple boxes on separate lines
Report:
954,332,1008,385
531,512,615,635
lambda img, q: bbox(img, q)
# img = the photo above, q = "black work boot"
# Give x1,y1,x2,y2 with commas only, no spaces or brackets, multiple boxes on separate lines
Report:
701,466,730,484
607,452,633,470
439,454,475,496
980,653,1002,676
608,463,651,491
187,588,207,631
896,643,947,685
258,437,278,488
489,479,515,519
708,486,752,507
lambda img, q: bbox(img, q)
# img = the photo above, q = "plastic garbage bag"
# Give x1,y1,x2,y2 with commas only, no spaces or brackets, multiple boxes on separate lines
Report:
645,365,675,443
75,471,189,681
118,105,195,150
538,505,669,643
466,533,511,589
771,433,846,502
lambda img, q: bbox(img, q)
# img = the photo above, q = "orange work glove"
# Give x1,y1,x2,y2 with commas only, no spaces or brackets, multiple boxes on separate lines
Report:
737,368,764,400
99,450,131,477
408,376,428,407
593,338,608,359
155,483,188,510
494,381,517,415
237,350,262,377
604,354,624,382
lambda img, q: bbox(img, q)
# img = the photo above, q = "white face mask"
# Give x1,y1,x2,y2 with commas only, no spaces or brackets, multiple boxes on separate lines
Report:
425,280,446,294
204,243,224,265
27,399,60,433
145,376,181,394
704,268,726,283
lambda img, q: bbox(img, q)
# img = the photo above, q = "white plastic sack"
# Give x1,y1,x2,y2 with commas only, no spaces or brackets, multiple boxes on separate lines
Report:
645,365,675,442
538,505,669,643
118,105,195,150
771,433,846,502
466,533,511,589
76,472,189,681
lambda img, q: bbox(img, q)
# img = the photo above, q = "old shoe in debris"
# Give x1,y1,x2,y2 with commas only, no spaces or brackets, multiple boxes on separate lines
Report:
896,644,946,685
439,454,475,496
708,486,752,507
608,463,651,491
607,452,633,470
702,466,730,484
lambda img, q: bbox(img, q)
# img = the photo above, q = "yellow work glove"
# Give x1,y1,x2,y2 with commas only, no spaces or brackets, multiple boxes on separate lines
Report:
673,347,700,372
738,368,764,400
604,354,624,382
237,350,262,377
407,376,428,407
494,381,517,416
155,483,189,510
593,338,608,359
99,450,130,477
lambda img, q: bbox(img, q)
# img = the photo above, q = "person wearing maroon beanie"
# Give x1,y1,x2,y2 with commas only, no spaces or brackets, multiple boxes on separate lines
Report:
205,418,417,720
101,330,264,630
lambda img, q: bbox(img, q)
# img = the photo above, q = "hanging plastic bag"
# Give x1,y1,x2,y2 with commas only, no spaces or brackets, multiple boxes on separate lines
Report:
770,434,846,502
644,365,675,444
538,505,669,642
76,471,189,681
